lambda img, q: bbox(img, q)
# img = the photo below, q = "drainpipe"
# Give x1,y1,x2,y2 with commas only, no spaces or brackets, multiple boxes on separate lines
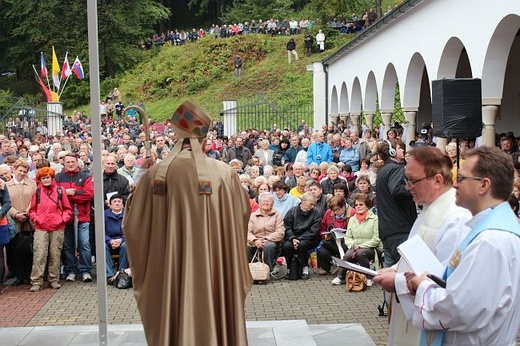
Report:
324,63,329,127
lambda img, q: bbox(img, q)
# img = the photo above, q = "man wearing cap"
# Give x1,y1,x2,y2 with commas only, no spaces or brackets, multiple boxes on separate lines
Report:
124,101,252,346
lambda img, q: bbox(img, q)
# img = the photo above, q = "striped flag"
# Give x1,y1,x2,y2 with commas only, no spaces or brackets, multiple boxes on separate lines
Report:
71,56,85,79
40,52,48,78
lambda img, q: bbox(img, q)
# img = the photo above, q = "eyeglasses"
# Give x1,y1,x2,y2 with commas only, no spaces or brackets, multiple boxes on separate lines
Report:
404,176,430,187
456,174,484,183
354,203,366,207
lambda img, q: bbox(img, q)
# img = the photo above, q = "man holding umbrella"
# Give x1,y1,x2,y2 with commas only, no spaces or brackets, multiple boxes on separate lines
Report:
55,153,94,282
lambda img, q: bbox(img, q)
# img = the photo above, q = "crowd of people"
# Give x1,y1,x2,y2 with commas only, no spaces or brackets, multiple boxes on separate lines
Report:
139,6,396,50
1,93,520,343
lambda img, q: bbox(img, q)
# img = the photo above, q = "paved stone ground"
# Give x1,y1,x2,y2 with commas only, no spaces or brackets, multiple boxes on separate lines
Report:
0,269,390,345
2,269,519,346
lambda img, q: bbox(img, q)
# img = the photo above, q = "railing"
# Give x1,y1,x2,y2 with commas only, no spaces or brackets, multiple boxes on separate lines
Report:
232,93,313,132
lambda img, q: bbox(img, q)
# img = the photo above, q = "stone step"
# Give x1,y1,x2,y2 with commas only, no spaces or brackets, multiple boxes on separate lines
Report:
308,323,376,346
247,320,317,346
0,322,375,345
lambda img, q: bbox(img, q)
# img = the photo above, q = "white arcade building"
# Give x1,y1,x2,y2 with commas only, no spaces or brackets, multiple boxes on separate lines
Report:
311,0,520,150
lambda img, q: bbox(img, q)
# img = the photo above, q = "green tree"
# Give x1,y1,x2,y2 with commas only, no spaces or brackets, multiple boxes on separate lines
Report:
0,0,169,105
1,0,169,78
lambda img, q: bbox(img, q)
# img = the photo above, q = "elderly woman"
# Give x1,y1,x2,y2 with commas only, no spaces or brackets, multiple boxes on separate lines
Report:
348,174,376,209
354,158,377,186
317,196,355,275
321,165,347,198
29,167,72,292
247,192,285,271
339,138,360,172
6,159,37,286
282,192,321,280
331,193,382,287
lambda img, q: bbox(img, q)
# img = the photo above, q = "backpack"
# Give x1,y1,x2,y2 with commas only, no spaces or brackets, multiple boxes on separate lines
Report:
36,186,63,205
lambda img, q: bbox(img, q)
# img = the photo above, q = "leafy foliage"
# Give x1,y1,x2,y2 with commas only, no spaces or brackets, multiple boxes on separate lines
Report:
0,0,170,107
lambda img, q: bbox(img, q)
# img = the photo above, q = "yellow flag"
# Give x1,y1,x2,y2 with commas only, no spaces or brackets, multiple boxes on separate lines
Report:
52,46,61,91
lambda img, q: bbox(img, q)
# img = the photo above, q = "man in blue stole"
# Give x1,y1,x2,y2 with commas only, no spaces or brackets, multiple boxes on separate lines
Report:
407,146,520,346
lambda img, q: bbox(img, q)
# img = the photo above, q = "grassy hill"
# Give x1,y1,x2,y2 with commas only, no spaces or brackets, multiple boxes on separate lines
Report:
112,31,354,124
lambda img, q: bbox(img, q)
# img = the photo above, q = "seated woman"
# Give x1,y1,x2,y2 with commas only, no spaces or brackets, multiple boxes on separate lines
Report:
317,196,355,275
331,193,382,287
282,192,321,280
347,174,376,210
105,194,129,284
247,192,285,272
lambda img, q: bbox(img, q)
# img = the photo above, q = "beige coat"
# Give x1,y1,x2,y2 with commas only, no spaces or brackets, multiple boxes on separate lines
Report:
7,178,37,232
123,149,252,346
247,209,285,245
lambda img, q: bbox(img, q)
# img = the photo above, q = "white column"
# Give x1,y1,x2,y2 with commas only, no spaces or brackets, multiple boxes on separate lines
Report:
46,102,63,136
482,103,499,147
329,113,339,126
381,111,392,139
312,62,327,130
404,109,417,151
364,112,374,130
339,113,348,126
222,100,237,137
350,113,360,133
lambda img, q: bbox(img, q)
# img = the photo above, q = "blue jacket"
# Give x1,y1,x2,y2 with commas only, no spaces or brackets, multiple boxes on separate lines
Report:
283,145,302,163
339,147,360,171
104,208,124,246
307,142,333,164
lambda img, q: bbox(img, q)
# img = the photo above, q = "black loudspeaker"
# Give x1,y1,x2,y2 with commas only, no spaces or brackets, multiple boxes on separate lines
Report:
432,78,482,138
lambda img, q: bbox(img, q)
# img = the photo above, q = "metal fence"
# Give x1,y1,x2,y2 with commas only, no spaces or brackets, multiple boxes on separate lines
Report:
233,93,313,132
0,96,61,138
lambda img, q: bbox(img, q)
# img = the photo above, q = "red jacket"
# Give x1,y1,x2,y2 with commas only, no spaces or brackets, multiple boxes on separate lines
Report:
319,206,355,239
29,182,73,232
55,169,94,223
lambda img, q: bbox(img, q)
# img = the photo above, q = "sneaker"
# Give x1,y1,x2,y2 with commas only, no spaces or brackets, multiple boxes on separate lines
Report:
331,277,346,286
367,279,373,287
318,268,328,276
301,273,310,280
29,285,41,292
66,274,76,282
50,282,61,289
82,273,93,282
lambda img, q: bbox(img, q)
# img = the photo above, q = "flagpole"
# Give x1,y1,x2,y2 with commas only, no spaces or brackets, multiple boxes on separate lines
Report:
58,75,71,100
87,0,110,344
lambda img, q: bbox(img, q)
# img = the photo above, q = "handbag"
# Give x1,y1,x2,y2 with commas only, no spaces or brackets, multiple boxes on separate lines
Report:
347,271,367,292
114,269,133,289
14,231,34,257
249,249,270,283
288,254,302,280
